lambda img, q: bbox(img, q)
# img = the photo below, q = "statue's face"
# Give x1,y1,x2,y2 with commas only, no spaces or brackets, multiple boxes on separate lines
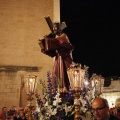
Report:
53,24,58,34
53,23,61,35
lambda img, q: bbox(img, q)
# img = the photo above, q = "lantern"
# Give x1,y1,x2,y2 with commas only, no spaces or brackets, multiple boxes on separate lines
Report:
90,73,104,96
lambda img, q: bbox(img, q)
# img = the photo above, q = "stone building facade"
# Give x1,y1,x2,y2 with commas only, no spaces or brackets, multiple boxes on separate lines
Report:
0,0,60,109
101,78,120,108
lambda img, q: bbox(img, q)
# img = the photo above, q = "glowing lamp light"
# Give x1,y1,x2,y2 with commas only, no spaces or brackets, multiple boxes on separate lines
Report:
90,73,104,96
67,63,86,90
67,63,87,120
24,74,37,95
23,74,37,120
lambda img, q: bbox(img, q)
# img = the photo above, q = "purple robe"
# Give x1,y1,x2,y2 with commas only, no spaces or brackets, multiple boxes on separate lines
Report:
41,35,74,91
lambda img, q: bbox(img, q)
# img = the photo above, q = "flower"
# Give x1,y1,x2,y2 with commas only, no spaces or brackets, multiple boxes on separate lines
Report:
53,93,62,106
34,71,96,120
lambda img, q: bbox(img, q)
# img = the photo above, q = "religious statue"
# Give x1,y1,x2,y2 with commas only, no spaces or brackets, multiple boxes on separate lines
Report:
38,16,74,92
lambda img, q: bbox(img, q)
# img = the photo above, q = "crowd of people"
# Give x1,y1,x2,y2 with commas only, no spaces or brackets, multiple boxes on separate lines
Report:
0,106,38,120
1,97,120,120
109,106,120,119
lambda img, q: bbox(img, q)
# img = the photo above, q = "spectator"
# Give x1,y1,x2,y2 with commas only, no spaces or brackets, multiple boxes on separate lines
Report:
14,109,26,120
117,107,120,119
0,106,7,120
91,97,120,120
11,106,17,111
6,110,16,120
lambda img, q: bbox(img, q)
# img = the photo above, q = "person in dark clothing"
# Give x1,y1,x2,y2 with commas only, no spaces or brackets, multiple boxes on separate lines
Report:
17,109,27,120
0,107,7,120
92,97,120,120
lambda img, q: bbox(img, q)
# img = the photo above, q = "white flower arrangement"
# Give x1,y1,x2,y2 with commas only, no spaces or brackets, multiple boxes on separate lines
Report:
34,71,96,120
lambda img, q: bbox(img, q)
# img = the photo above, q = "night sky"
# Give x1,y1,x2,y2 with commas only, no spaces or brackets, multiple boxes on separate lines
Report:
60,0,120,78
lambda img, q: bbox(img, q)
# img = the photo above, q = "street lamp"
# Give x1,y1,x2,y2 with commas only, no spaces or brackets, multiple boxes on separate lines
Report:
67,63,86,120
24,74,37,120
90,73,104,97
